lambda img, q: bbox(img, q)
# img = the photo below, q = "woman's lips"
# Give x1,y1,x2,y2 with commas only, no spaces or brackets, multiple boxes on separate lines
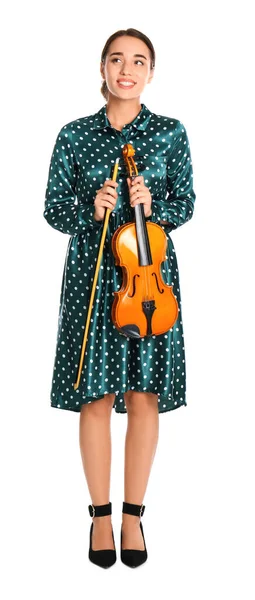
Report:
117,80,136,89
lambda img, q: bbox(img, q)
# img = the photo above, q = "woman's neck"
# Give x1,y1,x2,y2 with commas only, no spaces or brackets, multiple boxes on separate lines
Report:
106,96,142,131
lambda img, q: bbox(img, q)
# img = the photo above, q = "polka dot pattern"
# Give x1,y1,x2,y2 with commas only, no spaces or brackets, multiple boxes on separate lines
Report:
44,104,196,413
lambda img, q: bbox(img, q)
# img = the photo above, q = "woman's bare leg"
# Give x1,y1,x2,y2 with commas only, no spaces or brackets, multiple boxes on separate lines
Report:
122,390,159,550
79,393,115,550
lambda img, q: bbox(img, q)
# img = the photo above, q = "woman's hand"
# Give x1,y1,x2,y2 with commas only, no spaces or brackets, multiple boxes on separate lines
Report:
94,179,119,221
127,176,152,218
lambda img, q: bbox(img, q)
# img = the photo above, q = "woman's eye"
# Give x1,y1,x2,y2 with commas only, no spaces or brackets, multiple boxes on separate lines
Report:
111,58,144,65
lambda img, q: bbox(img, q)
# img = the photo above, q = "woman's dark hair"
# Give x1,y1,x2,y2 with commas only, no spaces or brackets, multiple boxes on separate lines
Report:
100,28,155,100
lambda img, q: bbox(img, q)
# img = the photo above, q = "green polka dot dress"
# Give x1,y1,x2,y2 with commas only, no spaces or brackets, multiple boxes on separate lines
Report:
44,103,196,413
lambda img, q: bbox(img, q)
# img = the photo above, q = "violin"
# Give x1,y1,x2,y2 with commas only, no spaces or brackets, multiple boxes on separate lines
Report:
111,144,179,338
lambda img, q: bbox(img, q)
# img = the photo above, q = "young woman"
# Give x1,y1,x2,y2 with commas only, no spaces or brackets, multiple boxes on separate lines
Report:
44,28,196,569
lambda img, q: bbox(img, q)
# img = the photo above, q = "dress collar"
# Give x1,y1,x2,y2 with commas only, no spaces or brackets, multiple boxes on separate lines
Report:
92,103,152,131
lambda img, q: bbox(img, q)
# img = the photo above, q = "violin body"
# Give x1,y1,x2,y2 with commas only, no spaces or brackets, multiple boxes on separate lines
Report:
111,220,178,338
111,142,179,339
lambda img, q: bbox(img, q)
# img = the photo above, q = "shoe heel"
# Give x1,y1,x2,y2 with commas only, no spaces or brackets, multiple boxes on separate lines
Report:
88,501,116,568
121,501,148,568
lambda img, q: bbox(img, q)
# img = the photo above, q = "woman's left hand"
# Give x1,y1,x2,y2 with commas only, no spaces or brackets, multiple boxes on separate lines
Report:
127,176,152,218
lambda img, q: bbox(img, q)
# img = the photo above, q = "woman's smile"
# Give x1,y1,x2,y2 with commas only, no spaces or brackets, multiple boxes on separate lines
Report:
117,79,136,89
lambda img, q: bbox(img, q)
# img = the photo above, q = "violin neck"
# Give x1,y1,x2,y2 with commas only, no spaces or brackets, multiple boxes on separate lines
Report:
133,203,153,267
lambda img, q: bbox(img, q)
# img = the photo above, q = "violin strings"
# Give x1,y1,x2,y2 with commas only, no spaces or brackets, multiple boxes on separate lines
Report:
126,154,152,305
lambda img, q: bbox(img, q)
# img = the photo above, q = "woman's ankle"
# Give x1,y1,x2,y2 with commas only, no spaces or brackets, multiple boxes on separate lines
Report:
92,515,112,526
122,513,141,526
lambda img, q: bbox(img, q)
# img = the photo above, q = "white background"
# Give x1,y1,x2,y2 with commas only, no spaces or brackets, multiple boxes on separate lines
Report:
1,0,254,598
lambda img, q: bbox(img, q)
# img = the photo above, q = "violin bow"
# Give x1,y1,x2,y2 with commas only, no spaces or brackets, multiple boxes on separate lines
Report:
73,157,119,391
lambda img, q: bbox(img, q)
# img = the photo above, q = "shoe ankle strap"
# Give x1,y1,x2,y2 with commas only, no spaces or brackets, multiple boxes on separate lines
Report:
88,501,112,518
122,501,145,517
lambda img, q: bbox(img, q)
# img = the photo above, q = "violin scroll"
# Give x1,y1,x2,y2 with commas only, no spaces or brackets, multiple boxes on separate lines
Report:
122,143,139,179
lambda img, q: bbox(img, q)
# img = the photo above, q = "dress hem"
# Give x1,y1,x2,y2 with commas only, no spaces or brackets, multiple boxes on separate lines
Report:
50,395,187,414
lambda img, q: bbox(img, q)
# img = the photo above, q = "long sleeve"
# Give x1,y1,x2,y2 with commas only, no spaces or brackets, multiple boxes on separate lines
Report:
148,120,196,231
43,125,104,235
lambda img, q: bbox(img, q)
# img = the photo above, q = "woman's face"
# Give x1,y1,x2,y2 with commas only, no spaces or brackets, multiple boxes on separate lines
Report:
100,35,154,100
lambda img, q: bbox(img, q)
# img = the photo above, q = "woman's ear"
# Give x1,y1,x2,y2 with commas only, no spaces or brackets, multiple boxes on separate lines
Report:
100,62,105,79
147,70,154,84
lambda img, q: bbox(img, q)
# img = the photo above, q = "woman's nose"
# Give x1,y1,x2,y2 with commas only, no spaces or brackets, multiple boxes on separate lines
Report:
120,63,132,75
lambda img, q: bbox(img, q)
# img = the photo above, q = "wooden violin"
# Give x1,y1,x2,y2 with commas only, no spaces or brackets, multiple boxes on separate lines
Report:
111,143,179,338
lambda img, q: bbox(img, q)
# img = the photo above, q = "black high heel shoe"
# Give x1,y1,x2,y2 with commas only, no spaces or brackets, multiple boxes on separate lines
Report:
88,501,116,568
121,501,148,568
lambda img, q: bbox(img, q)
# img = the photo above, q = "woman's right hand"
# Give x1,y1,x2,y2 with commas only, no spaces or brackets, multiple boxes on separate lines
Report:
93,179,119,221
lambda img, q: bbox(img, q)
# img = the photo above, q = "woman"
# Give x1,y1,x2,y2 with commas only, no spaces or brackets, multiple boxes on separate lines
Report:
44,28,196,569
